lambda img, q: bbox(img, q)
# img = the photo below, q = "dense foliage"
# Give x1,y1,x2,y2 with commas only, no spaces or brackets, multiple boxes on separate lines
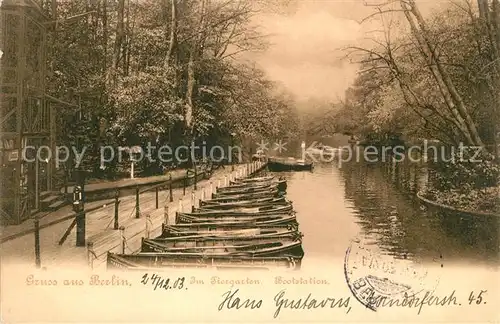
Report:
304,0,499,212
310,0,499,150
43,0,300,178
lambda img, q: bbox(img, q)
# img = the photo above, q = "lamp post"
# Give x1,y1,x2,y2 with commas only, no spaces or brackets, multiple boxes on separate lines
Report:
72,185,83,212
129,146,142,179
73,169,86,247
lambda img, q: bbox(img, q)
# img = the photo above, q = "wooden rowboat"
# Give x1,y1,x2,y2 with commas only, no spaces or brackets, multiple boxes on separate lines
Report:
200,197,288,209
268,157,313,172
228,179,288,193
235,175,275,183
107,252,302,270
217,183,277,194
161,220,259,230
199,201,289,211
204,192,281,203
211,189,280,200
227,178,286,188
141,238,304,258
215,186,279,196
160,223,299,238
150,228,301,242
176,213,298,226
145,230,301,245
192,203,294,216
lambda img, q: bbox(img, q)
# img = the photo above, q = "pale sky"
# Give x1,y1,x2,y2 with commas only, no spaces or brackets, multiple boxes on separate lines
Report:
245,0,454,104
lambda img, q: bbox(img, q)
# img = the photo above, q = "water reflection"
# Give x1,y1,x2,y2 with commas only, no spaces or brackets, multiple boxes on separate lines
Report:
269,158,499,266
338,158,499,266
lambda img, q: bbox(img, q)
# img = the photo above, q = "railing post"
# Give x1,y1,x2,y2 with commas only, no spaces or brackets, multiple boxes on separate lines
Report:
119,226,125,254
76,210,86,247
135,185,140,218
183,171,188,196
169,174,173,202
64,168,68,197
145,214,151,238
87,242,94,269
155,186,159,209
164,205,169,225
194,166,198,190
114,189,120,230
34,216,41,268
191,191,195,212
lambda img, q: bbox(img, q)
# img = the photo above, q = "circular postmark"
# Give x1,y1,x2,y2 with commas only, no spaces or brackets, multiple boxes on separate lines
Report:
344,237,441,311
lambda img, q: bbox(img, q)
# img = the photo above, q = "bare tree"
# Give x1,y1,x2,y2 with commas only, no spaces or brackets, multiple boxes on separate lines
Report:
401,0,484,146
344,0,488,146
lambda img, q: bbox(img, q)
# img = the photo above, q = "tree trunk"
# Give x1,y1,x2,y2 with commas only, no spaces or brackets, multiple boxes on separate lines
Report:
165,0,179,96
109,0,125,85
493,0,500,157
478,0,500,156
184,0,207,132
166,0,178,67
123,0,131,76
102,0,108,76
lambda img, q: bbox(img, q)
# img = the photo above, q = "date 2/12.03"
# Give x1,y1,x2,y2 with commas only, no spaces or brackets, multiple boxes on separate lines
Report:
140,273,187,291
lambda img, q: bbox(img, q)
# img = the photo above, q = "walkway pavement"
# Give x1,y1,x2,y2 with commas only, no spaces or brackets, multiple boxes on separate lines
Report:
61,167,210,194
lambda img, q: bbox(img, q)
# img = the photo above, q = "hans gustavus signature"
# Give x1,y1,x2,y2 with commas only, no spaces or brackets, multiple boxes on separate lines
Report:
218,288,351,318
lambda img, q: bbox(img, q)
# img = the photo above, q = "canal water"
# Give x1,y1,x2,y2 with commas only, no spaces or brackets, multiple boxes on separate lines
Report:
267,159,499,268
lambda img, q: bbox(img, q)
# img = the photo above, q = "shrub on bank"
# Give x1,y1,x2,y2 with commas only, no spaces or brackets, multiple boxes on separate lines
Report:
422,148,499,214
422,186,499,214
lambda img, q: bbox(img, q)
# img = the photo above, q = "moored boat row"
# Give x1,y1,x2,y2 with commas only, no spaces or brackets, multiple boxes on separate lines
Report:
107,174,304,270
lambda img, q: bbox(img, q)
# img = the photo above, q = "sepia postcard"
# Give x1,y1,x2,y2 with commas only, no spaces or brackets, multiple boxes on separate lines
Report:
0,0,499,322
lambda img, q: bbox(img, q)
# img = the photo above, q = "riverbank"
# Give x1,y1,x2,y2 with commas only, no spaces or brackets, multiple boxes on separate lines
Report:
418,188,500,217
0,161,267,269
61,165,211,201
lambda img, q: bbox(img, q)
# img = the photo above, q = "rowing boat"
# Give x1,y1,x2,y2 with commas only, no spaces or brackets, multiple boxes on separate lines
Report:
204,191,282,203
211,189,280,200
225,178,286,187
192,203,294,216
151,228,301,241
235,175,275,183
199,201,289,211
160,223,299,237
176,212,298,226
141,238,304,258
107,252,302,270
268,157,313,172
215,186,279,196
200,197,288,209
145,230,301,245
217,183,278,193
228,179,287,193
